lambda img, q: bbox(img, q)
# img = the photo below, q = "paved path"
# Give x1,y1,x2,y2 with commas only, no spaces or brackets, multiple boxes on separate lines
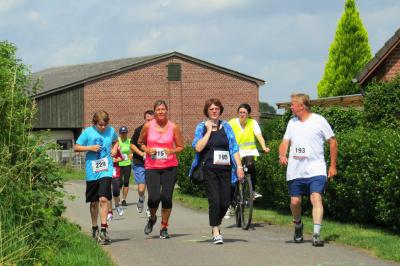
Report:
64,180,396,266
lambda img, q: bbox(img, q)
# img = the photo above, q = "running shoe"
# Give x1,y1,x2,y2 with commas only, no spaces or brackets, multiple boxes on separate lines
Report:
98,229,111,245
121,200,127,207
91,227,99,239
116,205,124,216
294,223,304,243
212,235,223,245
144,216,157,235
159,228,170,239
107,212,113,222
137,199,144,213
224,206,233,219
312,234,324,247
253,191,263,199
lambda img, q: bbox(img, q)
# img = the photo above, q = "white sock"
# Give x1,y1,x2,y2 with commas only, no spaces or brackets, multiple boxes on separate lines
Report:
314,224,321,235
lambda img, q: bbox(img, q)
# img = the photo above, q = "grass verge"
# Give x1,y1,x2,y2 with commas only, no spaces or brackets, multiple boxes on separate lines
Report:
42,219,115,266
174,189,400,263
60,167,85,181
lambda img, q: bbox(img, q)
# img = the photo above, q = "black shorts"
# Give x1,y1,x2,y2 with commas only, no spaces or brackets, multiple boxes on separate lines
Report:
86,177,112,202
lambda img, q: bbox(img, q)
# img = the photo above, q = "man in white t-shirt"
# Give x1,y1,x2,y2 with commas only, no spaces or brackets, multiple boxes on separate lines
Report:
279,93,338,247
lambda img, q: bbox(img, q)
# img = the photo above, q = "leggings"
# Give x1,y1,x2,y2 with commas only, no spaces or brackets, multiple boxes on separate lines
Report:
111,177,121,197
145,167,177,209
119,165,132,187
204,168,231,227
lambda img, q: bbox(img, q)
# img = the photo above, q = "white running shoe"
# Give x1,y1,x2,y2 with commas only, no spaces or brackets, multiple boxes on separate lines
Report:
224,206,233,219
107,212,113,222
253,191,263,199
116,205,124,216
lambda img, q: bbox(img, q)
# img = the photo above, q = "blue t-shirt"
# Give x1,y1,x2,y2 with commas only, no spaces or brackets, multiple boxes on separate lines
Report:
76,126,118,181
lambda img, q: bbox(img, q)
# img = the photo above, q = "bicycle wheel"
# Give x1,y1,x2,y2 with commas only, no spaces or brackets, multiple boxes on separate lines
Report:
233,186,241,227
240,174,253,230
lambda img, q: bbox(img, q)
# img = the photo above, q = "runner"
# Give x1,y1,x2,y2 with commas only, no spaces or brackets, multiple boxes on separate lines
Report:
229,103,270,200
118,126,133,207
190,98,244,244
130,110,155,214
279,93,338,247
74,110,118,245
107,143,125,222
138,100,183,239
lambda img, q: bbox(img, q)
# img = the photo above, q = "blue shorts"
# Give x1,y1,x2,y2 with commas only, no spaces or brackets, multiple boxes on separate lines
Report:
133,164,146,184
288,175,327,196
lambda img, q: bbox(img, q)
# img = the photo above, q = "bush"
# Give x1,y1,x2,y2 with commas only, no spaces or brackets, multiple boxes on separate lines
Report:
325,128,400,230
177,146,206,197
364,76,400,129
311,106,363,133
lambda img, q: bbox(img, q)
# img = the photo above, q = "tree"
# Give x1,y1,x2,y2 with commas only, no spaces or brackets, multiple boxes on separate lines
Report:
317,0,372,97
259,101,276,114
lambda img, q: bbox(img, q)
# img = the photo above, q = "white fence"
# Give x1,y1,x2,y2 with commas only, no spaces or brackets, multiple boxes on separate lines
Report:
47,149,85,169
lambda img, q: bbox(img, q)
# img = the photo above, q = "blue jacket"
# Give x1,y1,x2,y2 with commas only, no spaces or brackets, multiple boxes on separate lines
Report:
189,120,239,184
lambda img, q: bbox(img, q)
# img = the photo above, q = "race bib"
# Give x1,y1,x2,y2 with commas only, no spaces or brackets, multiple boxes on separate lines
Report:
122,154,128,160
151,148,168,160
91,157,109,173
213,150,231,165
239,149,259,158
291,145,310,159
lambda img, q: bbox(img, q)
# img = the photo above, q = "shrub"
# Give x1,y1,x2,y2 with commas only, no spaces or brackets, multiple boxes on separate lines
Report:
364,75,400,129
177,146,206,197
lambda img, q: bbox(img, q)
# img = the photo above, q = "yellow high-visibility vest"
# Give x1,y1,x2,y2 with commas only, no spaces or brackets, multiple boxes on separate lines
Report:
229,118,257,151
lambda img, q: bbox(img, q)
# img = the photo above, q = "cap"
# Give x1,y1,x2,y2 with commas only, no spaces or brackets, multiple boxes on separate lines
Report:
119,126,128,134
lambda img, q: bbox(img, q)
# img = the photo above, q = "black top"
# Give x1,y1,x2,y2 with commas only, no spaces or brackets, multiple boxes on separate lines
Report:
201,124,231,171
130,125,144,165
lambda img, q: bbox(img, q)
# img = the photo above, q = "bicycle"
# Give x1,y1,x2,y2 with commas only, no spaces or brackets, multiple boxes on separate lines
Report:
232,158,254,230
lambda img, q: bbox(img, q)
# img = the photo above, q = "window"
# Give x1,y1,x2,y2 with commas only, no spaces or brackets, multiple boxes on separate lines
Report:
168,63,181,81
57,139,73,150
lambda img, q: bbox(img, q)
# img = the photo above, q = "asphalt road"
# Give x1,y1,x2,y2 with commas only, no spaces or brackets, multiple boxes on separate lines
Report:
63,180,396,266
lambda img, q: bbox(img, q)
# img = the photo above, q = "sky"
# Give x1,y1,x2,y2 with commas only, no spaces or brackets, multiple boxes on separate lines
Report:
1,0,399,110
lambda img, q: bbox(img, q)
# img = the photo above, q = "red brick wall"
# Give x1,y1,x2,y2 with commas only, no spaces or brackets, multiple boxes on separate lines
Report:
84,57,260,143
369,42,400,83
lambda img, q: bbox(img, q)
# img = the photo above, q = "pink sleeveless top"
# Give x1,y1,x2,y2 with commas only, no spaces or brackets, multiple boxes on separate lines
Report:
145,119,178,169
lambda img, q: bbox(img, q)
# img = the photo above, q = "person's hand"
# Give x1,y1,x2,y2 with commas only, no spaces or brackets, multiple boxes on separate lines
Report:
164,148,173,155
205,120,213,132
237,167,244,181
328,165,337,180
140,151,146,158
128,154,133,159
91,145,101,152
111,148,117,157
263,147,270,153
147,148,156,155
279,155,288,166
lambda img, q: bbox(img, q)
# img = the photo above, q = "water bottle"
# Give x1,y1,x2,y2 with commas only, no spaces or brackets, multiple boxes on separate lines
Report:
94,138,103,159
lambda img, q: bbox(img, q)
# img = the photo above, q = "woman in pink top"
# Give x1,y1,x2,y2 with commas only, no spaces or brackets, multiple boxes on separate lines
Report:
138,100,184,239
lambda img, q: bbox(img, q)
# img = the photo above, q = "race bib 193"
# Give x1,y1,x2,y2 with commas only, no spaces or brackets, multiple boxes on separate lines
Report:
151,148,168,160
91,157,109,173
291,145,310,159
213,150,231,165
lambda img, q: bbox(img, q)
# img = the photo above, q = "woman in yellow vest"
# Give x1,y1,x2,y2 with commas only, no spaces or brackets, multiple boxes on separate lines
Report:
118,126,133,206
229,103,270,199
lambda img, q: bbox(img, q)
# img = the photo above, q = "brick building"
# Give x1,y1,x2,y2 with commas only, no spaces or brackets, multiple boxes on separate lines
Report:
32,52,265,147
356,27,400,86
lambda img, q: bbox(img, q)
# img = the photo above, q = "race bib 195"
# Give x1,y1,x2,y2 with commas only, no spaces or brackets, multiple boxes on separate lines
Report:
213,150,231,165
91,157,109,173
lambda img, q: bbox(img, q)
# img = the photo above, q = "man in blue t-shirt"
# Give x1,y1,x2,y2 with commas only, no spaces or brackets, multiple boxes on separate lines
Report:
74,110,118,245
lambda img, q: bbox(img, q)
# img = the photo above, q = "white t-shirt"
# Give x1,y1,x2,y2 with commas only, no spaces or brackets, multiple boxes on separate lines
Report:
232,118,262,135
283,113,334,181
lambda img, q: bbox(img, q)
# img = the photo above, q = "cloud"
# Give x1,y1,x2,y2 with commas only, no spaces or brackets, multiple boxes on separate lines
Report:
179,0,245,12
0,0,24,13
45,37,99,67
26,10,47,25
